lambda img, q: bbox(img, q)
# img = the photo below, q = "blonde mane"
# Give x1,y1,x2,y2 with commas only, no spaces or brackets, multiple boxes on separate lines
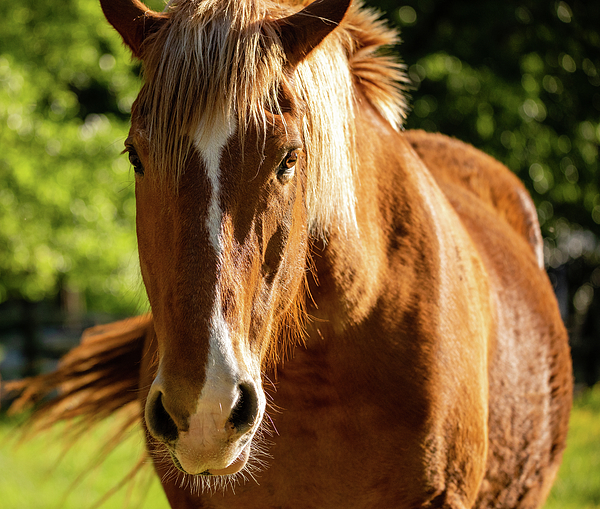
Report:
137,0,409,236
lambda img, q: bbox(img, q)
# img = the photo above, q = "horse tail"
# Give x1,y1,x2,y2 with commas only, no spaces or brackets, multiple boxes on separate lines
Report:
5,314,152,433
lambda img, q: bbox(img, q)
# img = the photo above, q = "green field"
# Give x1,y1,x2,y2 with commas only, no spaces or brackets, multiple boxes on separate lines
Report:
1,386,599,508
543,385,600,509
0,413,169,509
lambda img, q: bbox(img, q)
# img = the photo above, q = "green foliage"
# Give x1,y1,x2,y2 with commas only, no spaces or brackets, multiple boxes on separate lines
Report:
0,0,147,313
1,0,599,327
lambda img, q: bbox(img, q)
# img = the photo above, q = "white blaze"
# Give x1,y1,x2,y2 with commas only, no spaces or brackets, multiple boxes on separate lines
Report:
194,114,236,256
173,115,265,474
190,112,241,425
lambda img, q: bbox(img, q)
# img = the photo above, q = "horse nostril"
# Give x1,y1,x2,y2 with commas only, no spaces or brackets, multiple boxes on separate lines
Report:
228,383,258,433
147,391,179,443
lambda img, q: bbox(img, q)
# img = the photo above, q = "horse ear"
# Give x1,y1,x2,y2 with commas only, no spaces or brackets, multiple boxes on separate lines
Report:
99,0,167,58
275,0,352,68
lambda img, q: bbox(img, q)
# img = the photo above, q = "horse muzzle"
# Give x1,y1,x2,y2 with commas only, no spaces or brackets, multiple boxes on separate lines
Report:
145,376,264,476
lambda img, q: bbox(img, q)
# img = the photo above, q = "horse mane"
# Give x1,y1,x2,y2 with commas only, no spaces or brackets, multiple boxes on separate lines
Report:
137,0,409,236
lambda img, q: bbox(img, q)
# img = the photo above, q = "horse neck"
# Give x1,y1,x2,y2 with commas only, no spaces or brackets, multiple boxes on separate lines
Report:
306,101,425,332
282,100,493,468
306,98,491,350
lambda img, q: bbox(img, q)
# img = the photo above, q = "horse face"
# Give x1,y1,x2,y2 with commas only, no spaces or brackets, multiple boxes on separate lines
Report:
100,0,350,480
128,102,308,475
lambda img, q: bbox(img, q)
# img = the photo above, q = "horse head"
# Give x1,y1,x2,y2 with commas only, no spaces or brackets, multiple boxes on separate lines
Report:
100,0,351,477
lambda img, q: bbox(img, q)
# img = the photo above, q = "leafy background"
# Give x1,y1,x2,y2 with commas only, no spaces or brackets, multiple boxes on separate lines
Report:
0,0,142,314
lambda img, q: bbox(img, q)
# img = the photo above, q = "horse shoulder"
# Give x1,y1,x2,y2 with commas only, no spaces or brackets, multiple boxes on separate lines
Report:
404,130,544,268
404,130,572,505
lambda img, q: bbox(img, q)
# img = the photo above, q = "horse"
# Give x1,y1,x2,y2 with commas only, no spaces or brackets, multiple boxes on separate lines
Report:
7,0,573,507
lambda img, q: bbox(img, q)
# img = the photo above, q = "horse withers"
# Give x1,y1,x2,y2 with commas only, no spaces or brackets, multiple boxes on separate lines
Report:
8,0,572,507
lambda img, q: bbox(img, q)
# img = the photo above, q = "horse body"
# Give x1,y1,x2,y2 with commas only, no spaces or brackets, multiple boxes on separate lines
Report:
405,131,572,507
137,97,569,507
8,0,571,507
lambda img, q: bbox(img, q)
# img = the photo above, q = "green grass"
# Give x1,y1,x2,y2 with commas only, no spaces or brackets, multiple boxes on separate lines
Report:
543,385,600,509
1,386,599,508
0,415,169,509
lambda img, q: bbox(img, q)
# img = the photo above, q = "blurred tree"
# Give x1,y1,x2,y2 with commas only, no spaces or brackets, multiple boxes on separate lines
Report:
367,0,600,383
0,0,149,314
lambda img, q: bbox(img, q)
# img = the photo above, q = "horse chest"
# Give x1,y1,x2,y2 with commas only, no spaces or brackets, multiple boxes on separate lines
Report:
190,343,443,508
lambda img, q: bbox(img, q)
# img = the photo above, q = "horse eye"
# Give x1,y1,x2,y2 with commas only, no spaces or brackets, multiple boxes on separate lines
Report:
283,149,299,169
277,149,299,182
126,146,144,176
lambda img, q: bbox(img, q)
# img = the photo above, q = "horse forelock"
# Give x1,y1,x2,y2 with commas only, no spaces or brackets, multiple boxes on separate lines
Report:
136,0,409,237
137,0,285,179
